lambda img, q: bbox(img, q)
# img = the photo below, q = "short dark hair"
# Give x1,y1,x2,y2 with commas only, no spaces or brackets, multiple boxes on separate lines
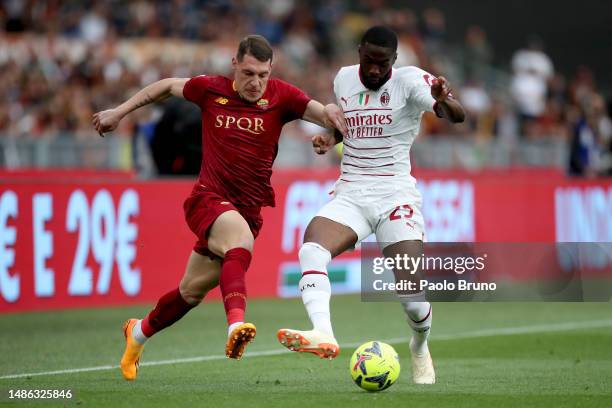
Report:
236,35,273,62
360,26,398,51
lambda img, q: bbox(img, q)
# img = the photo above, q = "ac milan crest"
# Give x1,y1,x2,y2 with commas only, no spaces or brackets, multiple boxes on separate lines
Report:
380,90,390,106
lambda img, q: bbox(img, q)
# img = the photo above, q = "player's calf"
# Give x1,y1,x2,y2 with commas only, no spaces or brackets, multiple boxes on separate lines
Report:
298,242,335,337
402,300,432,357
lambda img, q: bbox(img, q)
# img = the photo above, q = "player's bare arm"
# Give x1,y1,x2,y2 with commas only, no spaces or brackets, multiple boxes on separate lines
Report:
303,100,348,136
431,76,465,123
303,101,347,154
92,77,189,136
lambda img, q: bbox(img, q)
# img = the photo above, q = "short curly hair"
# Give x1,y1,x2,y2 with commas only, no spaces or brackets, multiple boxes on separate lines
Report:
360,26,398,51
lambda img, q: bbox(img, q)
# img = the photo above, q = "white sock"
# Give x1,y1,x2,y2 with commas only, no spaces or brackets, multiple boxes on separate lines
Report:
299,242,334,337
132,319,148,345
402,301,432,356
228,321,244,337
300,273,334,336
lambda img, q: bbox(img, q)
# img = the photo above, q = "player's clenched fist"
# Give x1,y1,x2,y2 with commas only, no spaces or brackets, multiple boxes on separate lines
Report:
430,76,452,102
312,132,336,155
92,109,122,137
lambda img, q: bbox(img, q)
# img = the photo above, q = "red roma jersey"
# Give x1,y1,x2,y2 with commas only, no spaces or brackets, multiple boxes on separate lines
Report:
183,75,310,207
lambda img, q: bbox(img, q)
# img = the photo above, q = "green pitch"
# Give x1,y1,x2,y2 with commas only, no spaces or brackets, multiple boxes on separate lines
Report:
1,296,611,407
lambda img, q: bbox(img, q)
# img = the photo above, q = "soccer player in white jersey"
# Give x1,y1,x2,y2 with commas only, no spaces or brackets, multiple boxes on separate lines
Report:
277,26,465,384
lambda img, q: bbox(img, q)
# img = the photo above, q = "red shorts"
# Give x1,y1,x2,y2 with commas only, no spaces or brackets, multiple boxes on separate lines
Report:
183,185,263,258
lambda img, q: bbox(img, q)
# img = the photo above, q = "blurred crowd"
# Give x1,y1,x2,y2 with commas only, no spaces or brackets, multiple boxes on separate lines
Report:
0,0,610,175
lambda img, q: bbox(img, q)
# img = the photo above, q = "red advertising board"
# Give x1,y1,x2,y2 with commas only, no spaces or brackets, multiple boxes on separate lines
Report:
1,169,611,312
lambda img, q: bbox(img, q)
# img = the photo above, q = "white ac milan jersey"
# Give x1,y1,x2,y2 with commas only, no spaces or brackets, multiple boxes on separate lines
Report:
334,64,437,193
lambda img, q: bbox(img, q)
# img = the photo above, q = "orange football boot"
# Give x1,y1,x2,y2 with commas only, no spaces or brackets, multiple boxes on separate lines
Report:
277,329,340,359
120,319,145,380
225,323,257,359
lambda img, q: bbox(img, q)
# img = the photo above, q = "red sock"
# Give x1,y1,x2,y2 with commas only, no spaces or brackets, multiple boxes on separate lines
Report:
141,288,196,337
220,247,252,326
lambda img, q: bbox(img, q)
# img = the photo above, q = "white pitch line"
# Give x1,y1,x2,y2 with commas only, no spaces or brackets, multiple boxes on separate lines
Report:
1,318,611,381
380,318,612,344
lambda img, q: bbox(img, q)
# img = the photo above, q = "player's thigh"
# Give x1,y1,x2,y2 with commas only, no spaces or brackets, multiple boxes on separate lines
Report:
304,216,359,258
375,198,425,250
306,196,372,258
376,198,426,294
207,210,254,257
179,251,222,303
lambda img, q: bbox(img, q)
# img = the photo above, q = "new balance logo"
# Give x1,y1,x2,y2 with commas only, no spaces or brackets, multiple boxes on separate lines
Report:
215,97,229,105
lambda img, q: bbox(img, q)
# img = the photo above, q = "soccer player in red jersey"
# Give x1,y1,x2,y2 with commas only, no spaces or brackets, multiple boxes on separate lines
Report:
92,35,347,381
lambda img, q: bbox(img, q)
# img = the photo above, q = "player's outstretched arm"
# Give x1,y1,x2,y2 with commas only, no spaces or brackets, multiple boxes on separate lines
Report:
303,100,347,155
92,78,189,136
431,76,465,123
302,100,348,137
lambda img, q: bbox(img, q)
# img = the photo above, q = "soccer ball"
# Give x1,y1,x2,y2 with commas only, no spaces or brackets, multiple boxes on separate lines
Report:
349,341,400,392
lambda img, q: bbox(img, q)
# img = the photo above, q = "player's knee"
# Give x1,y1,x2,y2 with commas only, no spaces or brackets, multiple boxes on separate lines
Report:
183,292,204,305
209,211,254,255
234,233,254,252
179,285,205,305
180,278,219,304
299,242,332,272
221,237,253,256
179,273,219,304
211,231,254,256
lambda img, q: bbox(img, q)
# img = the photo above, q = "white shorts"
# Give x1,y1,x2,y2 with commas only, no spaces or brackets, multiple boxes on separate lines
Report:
315,186,425,248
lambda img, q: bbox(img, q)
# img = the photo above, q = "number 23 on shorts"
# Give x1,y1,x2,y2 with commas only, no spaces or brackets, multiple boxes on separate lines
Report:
389,204,414,221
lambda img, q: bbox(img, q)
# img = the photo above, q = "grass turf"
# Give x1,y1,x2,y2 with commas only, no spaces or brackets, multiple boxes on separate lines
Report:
1,296,611,407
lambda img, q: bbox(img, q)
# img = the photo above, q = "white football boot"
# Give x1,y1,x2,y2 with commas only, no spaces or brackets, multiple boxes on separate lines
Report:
410,337,436,384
